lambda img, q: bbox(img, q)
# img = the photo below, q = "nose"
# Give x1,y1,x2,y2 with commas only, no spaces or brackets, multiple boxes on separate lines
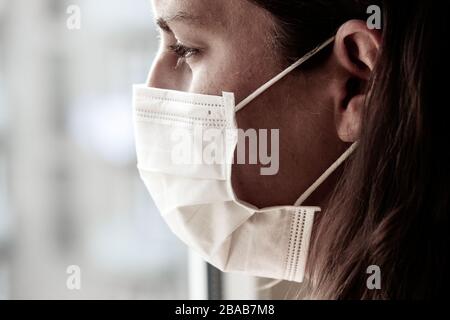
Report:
146,54,192,91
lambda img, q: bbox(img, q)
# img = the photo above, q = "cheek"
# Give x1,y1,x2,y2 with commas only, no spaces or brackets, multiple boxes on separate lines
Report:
190,41,277,103
188,51,240,96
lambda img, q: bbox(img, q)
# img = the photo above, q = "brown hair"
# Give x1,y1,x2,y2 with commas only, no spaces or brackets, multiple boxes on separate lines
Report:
250,0,447,299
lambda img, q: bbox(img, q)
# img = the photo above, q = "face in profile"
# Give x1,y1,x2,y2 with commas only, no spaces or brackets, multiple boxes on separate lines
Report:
147,0,379,209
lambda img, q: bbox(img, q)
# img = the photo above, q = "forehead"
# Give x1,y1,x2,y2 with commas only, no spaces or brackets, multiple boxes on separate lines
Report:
151,0,272,33
152,0,227,25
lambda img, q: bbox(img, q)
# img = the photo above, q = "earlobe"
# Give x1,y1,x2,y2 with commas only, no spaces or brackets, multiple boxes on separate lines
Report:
333,20,381,143
336,94,364,142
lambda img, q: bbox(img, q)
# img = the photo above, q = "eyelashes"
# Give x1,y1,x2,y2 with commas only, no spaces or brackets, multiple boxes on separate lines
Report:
168,42,201,67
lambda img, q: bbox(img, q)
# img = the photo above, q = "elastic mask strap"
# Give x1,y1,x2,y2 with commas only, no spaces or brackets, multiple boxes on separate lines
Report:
235,36,335,112
294,142,358,206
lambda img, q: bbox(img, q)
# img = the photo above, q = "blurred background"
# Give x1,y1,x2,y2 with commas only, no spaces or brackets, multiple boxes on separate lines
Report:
0,0,192,299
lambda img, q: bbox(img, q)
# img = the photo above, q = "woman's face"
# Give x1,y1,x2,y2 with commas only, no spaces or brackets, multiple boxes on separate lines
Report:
148,0,349,208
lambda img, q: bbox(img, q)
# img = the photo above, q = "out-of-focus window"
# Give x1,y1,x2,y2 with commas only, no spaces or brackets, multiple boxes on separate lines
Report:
0,0,189,299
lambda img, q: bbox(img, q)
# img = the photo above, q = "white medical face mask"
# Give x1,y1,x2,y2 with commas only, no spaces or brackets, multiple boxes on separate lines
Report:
133,36,357,282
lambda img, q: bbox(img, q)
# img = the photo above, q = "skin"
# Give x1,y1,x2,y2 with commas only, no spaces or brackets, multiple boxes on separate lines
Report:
148,0,381,209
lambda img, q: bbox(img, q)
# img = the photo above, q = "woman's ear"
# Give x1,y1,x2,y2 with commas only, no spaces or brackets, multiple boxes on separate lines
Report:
332,20,381,142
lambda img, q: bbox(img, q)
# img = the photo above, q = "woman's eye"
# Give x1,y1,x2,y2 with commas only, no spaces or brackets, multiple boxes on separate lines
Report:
168,42,200,64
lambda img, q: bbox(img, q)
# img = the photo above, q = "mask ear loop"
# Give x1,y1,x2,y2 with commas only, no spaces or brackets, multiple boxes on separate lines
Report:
295,142,359,206
232,36,343,291
235,36,335,112
258,143,358,291
250,37,336,291
257,278,285,291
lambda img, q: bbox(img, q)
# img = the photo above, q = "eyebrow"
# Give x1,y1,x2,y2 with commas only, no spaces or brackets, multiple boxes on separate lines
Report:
156,11,204,32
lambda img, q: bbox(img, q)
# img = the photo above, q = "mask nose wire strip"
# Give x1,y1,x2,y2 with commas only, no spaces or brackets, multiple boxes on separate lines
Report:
294,142,358,206
234,36,335,112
